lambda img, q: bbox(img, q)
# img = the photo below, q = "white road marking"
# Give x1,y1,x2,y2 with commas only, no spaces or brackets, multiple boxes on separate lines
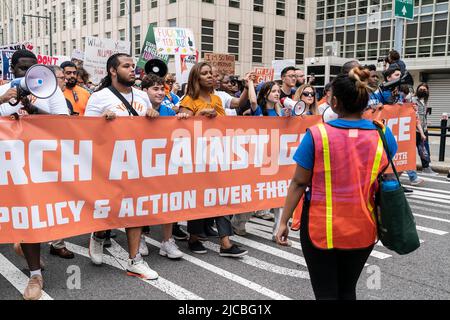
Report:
107,240,203,300
65,242,124,269
415,226,448,236
414,213,450,224
401,176,449,185
407,190,450,201
202,241,310,279
408,199,450,211
406,185,450,195
248,222,300,239
408,195,450,205
0,253,53,300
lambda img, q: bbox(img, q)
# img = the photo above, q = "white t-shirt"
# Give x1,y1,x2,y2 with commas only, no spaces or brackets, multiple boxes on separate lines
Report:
0,83,69,116
214,90,237,116
85,87,152,117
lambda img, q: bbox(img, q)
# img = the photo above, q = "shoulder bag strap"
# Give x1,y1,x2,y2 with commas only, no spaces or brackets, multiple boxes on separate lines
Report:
373,122,402,185
107,86,139,116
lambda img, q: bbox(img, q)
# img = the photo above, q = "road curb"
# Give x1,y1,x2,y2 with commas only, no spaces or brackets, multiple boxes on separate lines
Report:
416,163,450,174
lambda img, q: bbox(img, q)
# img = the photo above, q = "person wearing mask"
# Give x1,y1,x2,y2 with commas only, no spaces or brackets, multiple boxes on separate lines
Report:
293,84,319,115
161,73,180,113
295,69,306,89
0,50,70,300
280,66,298,100
85,53,160,280
140,73,191,259
276,66,398,300
61,61,90,116
412,83,439,176
179,62,248,257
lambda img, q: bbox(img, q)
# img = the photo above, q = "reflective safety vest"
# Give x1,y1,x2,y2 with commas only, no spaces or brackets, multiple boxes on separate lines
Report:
308,123,388,250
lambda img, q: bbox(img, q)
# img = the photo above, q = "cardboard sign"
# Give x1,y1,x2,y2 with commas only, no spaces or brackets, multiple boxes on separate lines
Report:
154,27,196,55
71,49,85,61
175,51,199,85
204,53,236,76
137,26,169,70
83,37,130,84
254,67,274,84
272,59,296,80
37,54,70,66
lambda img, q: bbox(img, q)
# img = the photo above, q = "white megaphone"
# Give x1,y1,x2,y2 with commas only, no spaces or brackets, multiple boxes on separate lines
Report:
9,64,58,106
281,97,307,116
322,106,339,123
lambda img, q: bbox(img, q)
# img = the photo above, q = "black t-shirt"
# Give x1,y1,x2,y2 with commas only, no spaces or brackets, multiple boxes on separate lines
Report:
280,87,295,100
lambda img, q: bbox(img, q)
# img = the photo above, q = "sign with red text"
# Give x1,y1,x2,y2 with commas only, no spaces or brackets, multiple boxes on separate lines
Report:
37,54,70,66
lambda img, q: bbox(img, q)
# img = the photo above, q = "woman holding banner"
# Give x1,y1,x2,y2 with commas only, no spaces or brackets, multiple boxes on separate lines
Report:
276,66,398,300
178,62,248,257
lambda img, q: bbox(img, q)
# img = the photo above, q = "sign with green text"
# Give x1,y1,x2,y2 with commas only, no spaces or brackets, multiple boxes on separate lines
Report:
137,26,169,70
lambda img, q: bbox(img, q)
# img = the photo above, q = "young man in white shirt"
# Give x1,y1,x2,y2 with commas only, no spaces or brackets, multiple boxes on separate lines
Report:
0,50,69,301
85,53,160,280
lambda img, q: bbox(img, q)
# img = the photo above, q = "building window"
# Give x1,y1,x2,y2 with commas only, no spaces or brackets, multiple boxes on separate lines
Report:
93,0,99,23
120,0,126,16
228,23,239,61
202,0,214,3
296,33,305,65
82,0,87,26
106,1,112,20
297,0,305,19
134,26,141,56
62,5,66,31
229,0,240,8
151,0,157,8
252,26,263,63
275,30,285,59
201,19,214,58
119,29,126,41
135,0,141,12
168,18,177,27
105,32,112,39
276,0,285,16
254,0,264,12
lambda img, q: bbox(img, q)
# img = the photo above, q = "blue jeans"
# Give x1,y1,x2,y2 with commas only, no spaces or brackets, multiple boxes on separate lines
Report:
406,170,418,182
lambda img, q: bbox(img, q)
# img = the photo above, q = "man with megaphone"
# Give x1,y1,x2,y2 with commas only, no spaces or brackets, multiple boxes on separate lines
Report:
0,50,70,301
0,50,69,117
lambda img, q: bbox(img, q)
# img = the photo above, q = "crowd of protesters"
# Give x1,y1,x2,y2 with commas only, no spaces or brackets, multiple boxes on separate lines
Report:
0,48,446,301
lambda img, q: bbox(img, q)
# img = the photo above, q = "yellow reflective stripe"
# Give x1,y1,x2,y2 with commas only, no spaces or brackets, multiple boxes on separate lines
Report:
318,124,333,249
368,137,384,220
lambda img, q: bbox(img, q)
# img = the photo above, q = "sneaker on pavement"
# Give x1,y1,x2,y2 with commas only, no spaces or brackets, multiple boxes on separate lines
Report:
188,240,207,254
403,187,413,194
410,177,424,186
253,210,274,221
89,234,104,265
422,167,439,176
159,238,184,259
139,235,149,257
172,224,189,241
219,244,248,258
447,172,450,181
23,275,43,300
127,256,158,280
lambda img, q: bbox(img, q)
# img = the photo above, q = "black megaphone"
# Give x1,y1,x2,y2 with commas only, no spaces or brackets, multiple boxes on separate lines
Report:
144,59,168,78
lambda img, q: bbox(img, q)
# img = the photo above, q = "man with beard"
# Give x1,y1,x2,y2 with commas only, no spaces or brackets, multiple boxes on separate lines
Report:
85,53,160,281
0,50,69,300
295,69,306,89
61,61,90,116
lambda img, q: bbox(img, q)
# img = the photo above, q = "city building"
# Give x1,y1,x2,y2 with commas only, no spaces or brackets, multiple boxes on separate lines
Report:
0,0,316,78
314,0,450,124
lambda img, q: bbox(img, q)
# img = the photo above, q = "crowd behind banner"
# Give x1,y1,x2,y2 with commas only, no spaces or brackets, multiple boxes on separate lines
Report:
0,43,440,301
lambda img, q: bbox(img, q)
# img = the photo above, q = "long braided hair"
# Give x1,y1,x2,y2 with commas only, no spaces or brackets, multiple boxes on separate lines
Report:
96,53,131,92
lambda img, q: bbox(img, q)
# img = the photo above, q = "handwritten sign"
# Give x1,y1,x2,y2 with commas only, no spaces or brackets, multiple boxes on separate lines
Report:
254,67,274,84
137,26,169,70
175,51,199,85
154,28,196,55
204,53,236,76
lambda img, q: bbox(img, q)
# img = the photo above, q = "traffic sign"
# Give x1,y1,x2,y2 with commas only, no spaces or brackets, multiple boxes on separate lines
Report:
395,0,414,20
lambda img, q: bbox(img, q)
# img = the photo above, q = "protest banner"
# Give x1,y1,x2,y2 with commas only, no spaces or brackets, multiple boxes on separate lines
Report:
83,37,130,84
363,104,417,172
0,42,34,52
272,59,296,80
154,27,196,55
137,26,169,70
175,51,199,85
1,50,15,80
71,49,85,61
254,67,274,84
204,53,236,76
0,106,416,243
37,54,70,66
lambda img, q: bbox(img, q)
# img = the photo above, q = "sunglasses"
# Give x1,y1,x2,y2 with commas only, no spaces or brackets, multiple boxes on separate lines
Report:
166,80,175,85
302,92,315,98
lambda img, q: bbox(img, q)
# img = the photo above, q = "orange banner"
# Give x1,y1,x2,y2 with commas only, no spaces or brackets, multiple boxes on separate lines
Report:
363,104,417,172
0,107,416,244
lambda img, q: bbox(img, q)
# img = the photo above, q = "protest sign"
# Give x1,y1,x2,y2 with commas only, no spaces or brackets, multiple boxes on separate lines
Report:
272,59,296,80
254,67,274,84
83,37,130,84
0,42,34,52
1,50,15,80
175,51,199,85
37,54,70,66
154,27,196,55
204,53,236,75
71,49,85,61
137,26,169,70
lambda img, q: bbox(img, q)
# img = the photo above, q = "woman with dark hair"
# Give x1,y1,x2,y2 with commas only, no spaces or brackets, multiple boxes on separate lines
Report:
293,84,319,115
179,62,248,258
276,66,398,300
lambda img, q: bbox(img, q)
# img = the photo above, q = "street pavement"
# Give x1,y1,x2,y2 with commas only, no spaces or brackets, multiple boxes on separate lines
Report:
0,172,449,300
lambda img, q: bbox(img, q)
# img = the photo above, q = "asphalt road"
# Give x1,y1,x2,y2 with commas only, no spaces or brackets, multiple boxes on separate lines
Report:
0,172,449,300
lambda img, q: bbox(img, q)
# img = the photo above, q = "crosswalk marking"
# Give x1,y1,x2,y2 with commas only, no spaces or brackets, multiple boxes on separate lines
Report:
408,199,450,211
201,241,310,279
401,176,449,185
407,190,450,201
0,253,53,300
408,195,450,205
413,213,450,224
406,185,450,195
415,226,448,236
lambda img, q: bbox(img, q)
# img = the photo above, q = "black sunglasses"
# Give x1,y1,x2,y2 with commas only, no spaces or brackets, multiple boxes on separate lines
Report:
302,92,315,98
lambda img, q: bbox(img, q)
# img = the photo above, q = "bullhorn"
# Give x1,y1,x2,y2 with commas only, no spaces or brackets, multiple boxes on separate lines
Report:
144,59,168,78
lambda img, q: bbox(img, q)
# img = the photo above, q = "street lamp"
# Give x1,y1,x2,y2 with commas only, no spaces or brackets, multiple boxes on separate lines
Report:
22,13,53,55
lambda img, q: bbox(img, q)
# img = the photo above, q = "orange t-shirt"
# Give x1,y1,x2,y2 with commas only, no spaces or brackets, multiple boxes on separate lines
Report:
64,85,91,116
180,94,225,116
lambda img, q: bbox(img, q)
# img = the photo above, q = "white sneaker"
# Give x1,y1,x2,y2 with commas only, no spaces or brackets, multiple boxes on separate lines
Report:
159,238,184,259
253,210,274,221
139,235,149,257
127,255,158,280
422,167,439,176
410,178,424,186
89,233,104,265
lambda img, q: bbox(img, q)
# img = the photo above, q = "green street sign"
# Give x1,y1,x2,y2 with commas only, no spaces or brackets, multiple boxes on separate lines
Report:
395,0,414,20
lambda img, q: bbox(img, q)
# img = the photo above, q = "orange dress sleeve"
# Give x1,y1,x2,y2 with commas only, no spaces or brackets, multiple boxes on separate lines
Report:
180,95,197,114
